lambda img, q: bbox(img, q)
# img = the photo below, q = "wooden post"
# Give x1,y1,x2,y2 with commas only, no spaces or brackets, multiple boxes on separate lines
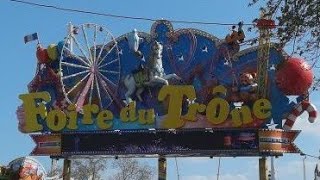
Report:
259,157,268,180
158,156,167,180
63,158,71,180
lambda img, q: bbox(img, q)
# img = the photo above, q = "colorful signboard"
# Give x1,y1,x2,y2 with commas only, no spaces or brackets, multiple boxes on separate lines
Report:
30,134,61,156
259,129,301,154
18,20,316,156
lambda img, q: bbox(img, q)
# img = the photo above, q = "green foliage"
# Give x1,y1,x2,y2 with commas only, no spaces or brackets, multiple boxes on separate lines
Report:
250,0,320,60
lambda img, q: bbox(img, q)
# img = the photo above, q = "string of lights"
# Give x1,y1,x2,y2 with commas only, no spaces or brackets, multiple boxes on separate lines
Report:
9,0,280,27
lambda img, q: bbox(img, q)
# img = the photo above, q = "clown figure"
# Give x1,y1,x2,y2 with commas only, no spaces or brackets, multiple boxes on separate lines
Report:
232,72,258,102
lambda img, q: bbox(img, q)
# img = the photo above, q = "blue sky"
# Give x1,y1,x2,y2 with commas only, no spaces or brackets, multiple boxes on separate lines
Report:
1,0,320,179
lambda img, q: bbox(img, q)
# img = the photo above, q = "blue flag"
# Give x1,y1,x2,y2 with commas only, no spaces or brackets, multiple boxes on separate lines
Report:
24,33,38,44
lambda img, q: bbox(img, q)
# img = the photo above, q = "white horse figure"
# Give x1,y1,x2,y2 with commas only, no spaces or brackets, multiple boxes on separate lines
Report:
123,41,181,104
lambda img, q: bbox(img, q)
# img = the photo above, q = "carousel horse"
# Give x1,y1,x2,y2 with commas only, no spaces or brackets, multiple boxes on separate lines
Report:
123,41,181,104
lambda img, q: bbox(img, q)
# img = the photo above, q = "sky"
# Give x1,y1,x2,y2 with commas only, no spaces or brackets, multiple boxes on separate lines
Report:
0,0,320,179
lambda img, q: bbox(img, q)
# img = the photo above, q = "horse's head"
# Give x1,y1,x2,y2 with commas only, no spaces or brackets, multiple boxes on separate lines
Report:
151,41,163,54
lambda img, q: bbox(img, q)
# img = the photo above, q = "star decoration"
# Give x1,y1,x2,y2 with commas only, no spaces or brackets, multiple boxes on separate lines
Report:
202,46,208,53
223,58,231,66
178,54,184,61
233,102,243,108
288,96,299,105
187,98,196,105
269,64,276,71
266,119,278,129
118,48,123,55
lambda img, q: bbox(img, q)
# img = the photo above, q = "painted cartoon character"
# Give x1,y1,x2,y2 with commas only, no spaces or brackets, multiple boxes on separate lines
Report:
231,72,257,103
225,22,245,53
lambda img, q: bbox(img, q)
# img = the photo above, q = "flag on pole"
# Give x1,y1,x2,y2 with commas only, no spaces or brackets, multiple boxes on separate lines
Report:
24,33,38,44
315,164,320,180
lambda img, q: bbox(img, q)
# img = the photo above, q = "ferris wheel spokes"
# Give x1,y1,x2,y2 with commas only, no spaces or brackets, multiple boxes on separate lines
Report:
96,32,112,64
98,72,118,89
81,25,94,64
88,74,95,104
99,58,119,69
71,35,92,65
94,74,104,108
99,69,120,75
97,43,117,67
97,75,112,103
75,73,95,111
64,46,91,67
61,61,90,69
93,25,98,63
62,70,90,80
66,73,91,95
60,23,121,110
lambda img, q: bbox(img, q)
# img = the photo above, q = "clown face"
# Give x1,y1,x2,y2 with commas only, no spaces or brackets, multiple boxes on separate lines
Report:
240,73,254,86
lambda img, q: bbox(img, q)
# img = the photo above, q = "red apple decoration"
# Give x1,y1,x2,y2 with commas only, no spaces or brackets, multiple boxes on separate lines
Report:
275,57,313,95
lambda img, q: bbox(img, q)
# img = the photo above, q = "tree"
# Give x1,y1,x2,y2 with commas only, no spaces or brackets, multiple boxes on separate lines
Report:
71,158,108,180
110,158,155,180
249,0,320,62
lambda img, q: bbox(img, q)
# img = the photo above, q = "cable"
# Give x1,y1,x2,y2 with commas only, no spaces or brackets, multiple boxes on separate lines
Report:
174,157,180,180
217,157,221,180
9,0,279,27
301,153,320,159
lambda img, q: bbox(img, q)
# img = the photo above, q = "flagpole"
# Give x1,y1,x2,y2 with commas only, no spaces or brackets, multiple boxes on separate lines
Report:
37,34,40,46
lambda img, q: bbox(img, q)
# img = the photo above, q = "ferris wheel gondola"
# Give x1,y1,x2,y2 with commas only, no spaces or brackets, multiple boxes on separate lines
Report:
60,23,121,111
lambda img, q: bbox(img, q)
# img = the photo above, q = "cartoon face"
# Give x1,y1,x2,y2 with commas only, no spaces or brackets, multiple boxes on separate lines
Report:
239,73,254,85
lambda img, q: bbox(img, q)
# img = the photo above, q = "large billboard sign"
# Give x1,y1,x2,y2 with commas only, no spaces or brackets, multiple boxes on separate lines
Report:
18,20,316,156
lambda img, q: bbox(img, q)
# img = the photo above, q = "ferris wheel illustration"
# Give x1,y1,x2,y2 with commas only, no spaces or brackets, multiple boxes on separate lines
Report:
60,23,121,111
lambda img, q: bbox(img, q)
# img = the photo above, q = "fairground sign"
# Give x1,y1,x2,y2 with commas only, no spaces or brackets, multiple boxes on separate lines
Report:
18,20,316,157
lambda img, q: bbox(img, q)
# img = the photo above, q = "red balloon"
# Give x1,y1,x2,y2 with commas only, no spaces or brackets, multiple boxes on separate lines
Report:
275,57,313,95
36,46,50,64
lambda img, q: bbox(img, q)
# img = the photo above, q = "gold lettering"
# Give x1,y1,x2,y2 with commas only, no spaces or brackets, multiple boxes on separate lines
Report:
47,109,67,131
253,99,272,119
97,110,113,129
206,98,229,125
18,92,50,132
158,85,196,128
